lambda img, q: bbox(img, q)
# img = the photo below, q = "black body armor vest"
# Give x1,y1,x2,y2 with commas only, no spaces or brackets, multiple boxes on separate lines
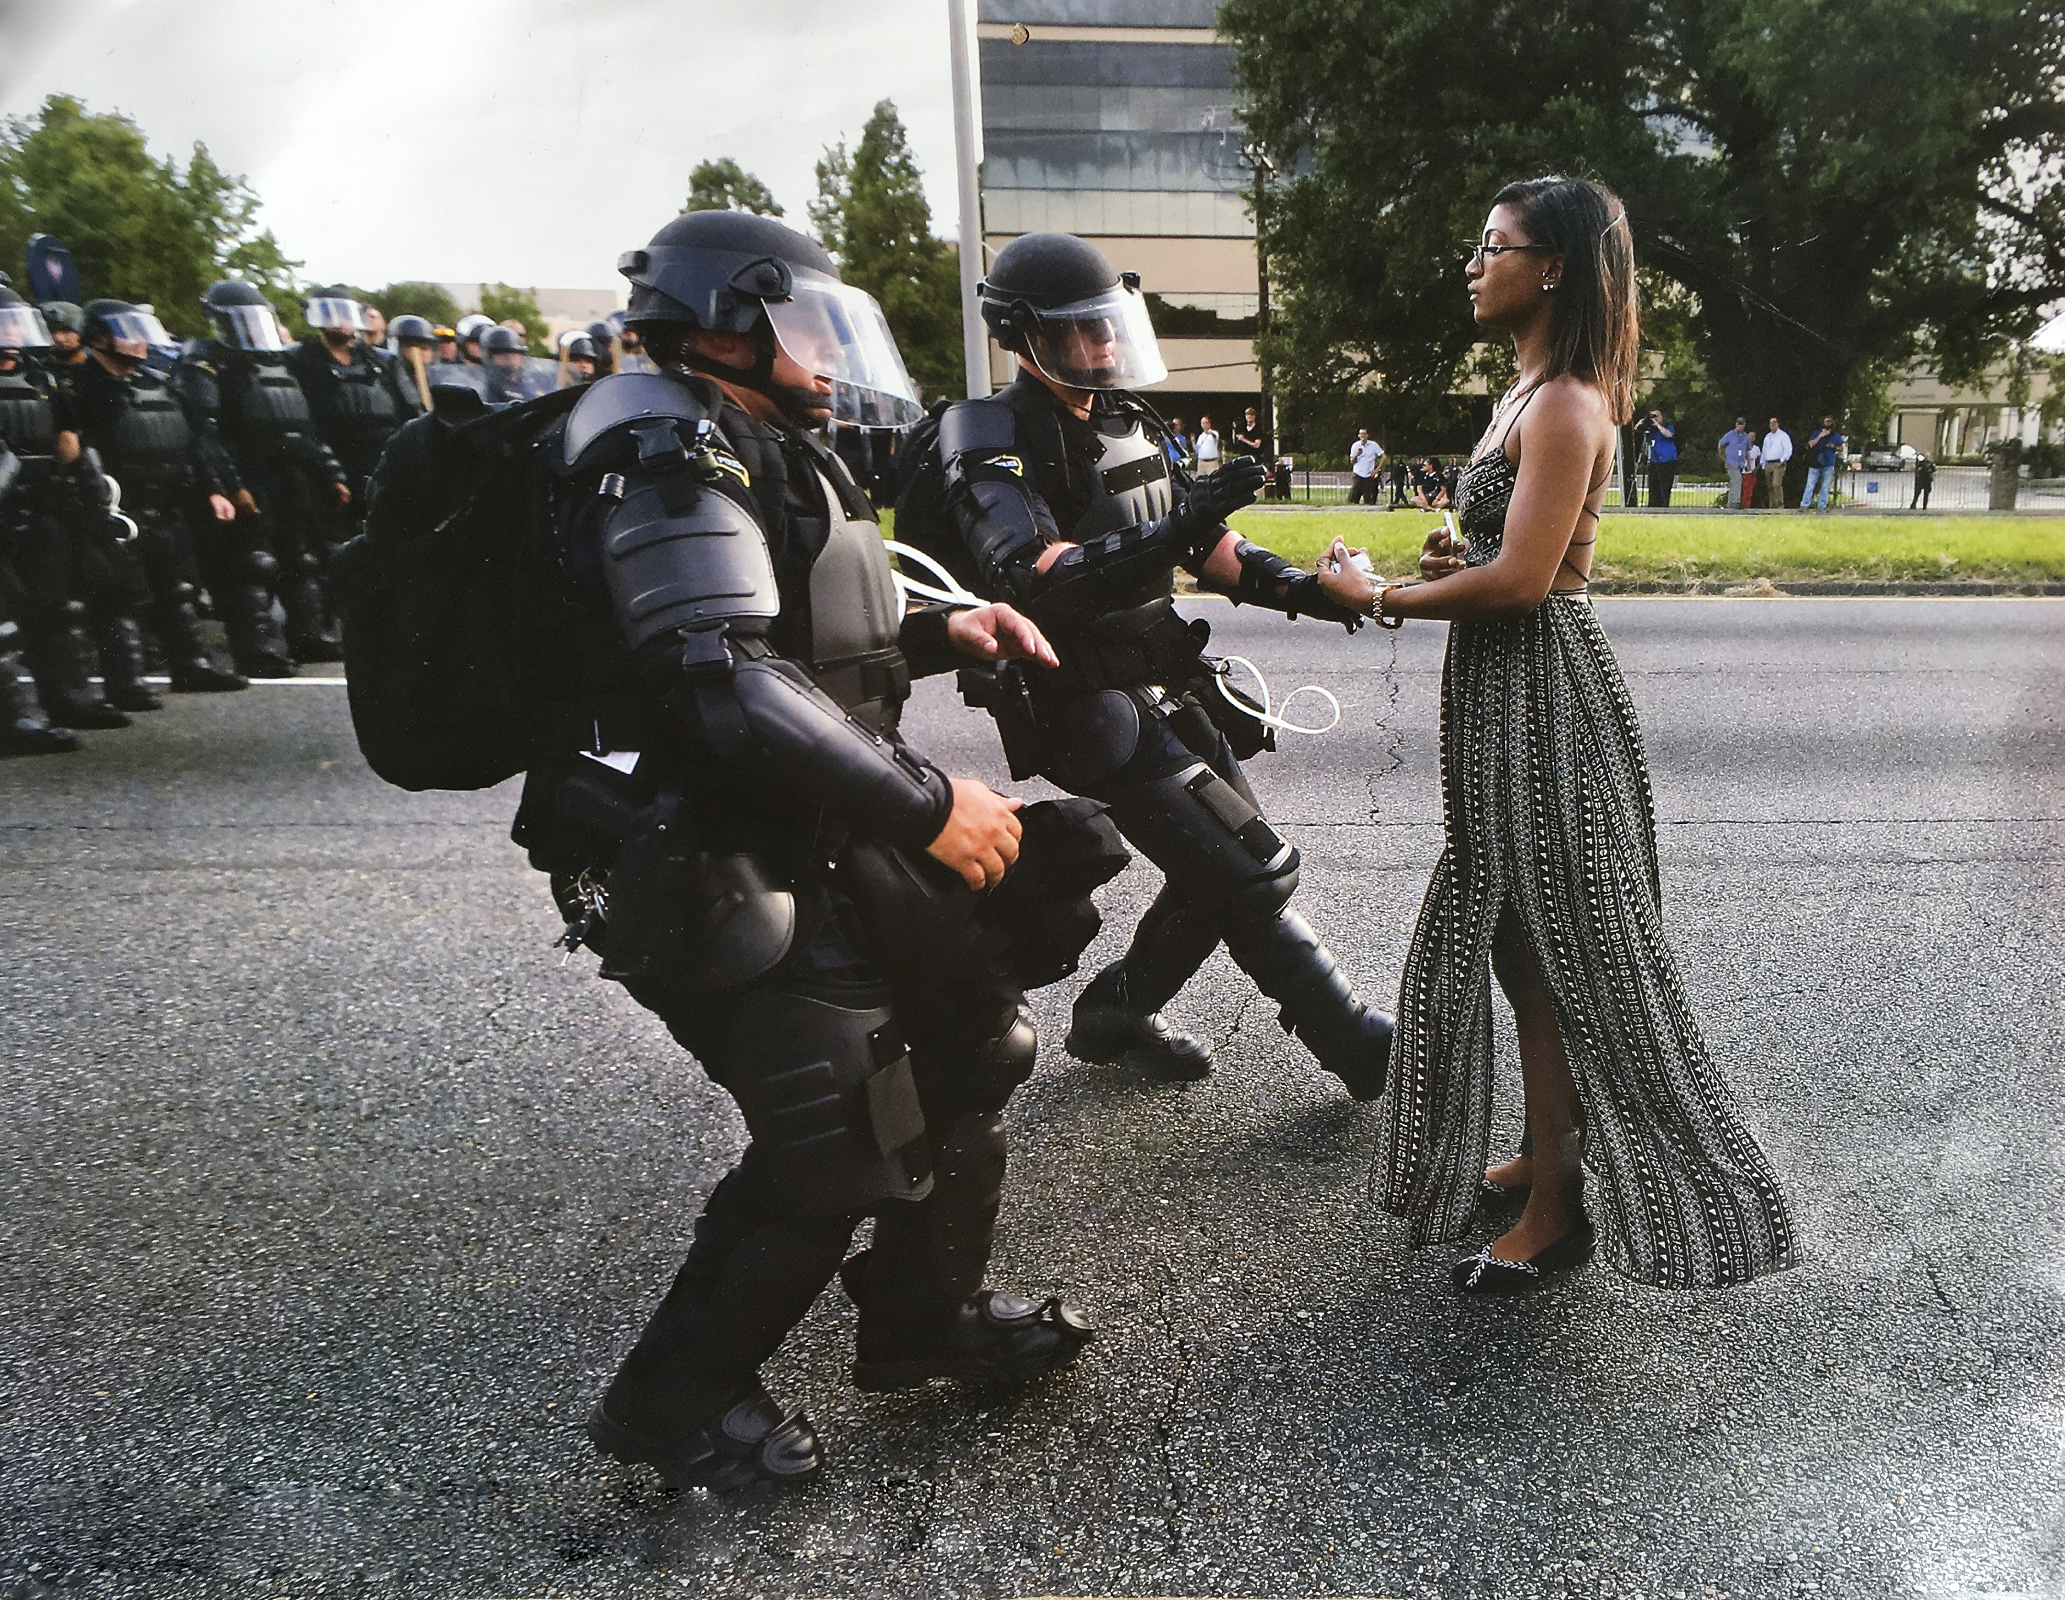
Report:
0,369,57,461
219,352,316,454
99,369,196,490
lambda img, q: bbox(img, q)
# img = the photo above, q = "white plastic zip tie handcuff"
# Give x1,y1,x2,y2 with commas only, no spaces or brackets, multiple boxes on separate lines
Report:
1212,653,1342,737
884,539,984,609
104,473,141,543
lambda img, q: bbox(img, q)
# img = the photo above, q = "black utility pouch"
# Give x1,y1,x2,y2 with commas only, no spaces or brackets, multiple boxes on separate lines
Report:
1196,659,1278,760
509,754,658,875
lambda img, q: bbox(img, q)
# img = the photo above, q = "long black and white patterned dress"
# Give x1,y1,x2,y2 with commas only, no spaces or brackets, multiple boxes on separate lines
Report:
1376,409,1795,1288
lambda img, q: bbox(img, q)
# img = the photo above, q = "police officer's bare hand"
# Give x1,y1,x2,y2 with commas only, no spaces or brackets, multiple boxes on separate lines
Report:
207,493,236,523
946,603,1059,668
927,779,1024,890
233,489,259,516
333,483,352,507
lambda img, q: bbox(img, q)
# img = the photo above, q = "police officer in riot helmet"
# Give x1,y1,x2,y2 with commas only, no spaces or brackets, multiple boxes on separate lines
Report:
1,285,162,735
285,287,420,517
178,280,352,671
38,302,89,375
515,208,1103,1489
70,298,248,695
454,313,492,366
476,324,538,405
925,231,1394,1095
584,319,616,377
385,314,439,409
559,332,599,386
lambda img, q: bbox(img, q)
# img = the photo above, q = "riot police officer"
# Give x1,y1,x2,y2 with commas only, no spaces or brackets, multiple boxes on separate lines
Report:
0,286,138,733
929,232,1394,1096
500,210,1100,1489
178,280,350,670
476,325,541,405
284,287,419,512
70,301,248,696
385,315,439,411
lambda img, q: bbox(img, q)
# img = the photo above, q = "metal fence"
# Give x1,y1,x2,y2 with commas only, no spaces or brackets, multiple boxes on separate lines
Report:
1264,461,2065,511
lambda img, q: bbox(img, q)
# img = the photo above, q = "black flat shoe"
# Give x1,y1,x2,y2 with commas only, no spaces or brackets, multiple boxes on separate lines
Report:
1451,1217,1596,1296
1478,1177,1531,1216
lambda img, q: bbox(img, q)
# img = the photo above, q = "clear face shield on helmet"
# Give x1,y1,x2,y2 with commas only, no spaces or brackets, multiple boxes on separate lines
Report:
102,310,177,363
305,297,367,335
0,304,53,351
1018,278,1168,391
215,303,291,351
763,270,924,429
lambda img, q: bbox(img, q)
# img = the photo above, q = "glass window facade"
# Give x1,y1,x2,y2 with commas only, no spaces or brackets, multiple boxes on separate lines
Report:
977,0,1219,24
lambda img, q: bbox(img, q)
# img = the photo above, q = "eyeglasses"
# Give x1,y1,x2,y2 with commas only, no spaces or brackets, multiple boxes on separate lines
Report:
1463,242,1552,266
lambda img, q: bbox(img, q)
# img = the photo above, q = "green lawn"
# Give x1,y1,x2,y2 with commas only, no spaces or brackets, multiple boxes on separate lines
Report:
1225,509,2065,583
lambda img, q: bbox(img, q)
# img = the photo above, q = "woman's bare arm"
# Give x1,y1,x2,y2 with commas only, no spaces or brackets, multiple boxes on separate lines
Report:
1318,378,1611,622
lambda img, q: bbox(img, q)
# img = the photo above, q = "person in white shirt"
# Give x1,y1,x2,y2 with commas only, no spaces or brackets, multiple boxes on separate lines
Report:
1760,417,1792,509
1194,414,1221,475
1347,427,1385,504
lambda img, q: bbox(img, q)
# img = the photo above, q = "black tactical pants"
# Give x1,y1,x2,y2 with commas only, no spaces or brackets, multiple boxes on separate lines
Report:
228,455,337,656
604,876,1031,1438
1042,684,1369,1048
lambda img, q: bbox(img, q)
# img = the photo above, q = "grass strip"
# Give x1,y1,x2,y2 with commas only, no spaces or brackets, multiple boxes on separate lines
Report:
1225,510,2065,583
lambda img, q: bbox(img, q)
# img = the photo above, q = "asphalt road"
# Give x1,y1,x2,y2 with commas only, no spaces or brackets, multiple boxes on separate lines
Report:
2,599,2061,1600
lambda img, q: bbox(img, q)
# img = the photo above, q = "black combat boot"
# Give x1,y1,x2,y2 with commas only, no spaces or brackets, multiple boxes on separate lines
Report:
280,557,343,664
1065,960,1213,1079
1225,908,1394,1100
842,1248,1096,1393
30,603,130,730
94,616,163,712
156,584,247,693
589,1173,848,1492
0,639,81,755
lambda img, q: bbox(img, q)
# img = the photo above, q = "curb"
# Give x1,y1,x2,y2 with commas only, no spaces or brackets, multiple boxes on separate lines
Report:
1587,579,2065,596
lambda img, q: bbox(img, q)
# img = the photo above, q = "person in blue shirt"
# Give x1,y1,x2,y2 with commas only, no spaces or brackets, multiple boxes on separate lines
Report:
1717,417,1755,508
1801,415,1844,510
1641,407,1679,506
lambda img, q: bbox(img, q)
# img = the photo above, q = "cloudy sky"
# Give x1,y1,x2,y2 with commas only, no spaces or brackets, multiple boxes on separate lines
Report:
0,0,973,295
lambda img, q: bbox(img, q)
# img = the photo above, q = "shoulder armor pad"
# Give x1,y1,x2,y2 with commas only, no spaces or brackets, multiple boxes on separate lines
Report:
938,393,1020,462
562,370,719,474
604,472,779,651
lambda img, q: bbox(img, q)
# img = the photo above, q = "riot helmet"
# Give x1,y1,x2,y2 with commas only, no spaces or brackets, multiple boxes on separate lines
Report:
42,301,84,336
388,314,437,350
561,333,598,363
83,299,175,366
617,209,922,429
479,324,532,402
202,280,291,351
0,284,53,353
305,287,368,337
454,312,493,363
979,232,1167,391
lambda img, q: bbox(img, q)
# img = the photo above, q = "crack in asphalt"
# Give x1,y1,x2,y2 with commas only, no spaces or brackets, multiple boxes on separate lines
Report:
1210,990,1260,1060
1361,628,1405,825
1145,1265,1197,1556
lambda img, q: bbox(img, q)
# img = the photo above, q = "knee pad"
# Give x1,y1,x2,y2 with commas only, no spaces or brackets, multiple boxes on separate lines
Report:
1105,760,1300,920
723,989,935,1218
961,1002,1037,1113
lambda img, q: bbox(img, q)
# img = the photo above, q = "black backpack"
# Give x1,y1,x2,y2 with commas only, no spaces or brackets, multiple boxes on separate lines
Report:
890,397,987,596
329,385,584,791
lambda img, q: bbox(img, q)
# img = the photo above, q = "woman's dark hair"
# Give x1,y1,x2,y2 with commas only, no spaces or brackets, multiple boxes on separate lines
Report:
1490,174,1639,423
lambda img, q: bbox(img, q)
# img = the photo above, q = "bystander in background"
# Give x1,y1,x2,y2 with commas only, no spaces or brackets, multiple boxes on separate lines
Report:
1642,407,1679,506
1232,406,1267,461
1760,416,1792,508
1719,417,1755,508
1911,454,1937,508
1347,427,1385,504
1802,416,1844,510
1195,414,1221,475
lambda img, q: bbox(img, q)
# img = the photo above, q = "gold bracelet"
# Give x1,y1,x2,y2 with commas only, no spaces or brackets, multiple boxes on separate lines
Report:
1371,583,1404,629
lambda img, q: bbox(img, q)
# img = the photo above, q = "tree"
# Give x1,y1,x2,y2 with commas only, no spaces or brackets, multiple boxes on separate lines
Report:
1221,0,2065,443
813,101,964,400
684,158,784,217
371,281,464,328
479,282,547,355
0,94,298,337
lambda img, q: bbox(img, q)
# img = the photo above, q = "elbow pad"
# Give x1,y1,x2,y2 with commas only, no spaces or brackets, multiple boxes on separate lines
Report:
688,650,953,854
940,397,1058,601
1230,539,1364,630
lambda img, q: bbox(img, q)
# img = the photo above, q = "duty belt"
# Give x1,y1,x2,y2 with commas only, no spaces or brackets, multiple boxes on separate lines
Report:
1041,598,1208,697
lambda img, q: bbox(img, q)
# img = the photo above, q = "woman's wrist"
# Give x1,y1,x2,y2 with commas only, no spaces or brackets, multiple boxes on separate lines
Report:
1370,582,1405,628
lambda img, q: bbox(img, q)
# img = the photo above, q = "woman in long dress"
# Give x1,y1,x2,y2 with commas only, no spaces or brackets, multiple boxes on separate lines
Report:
1314,176,1794,1294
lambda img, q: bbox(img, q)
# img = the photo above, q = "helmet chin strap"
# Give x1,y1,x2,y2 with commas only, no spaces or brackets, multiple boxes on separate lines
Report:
679,321,828,429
